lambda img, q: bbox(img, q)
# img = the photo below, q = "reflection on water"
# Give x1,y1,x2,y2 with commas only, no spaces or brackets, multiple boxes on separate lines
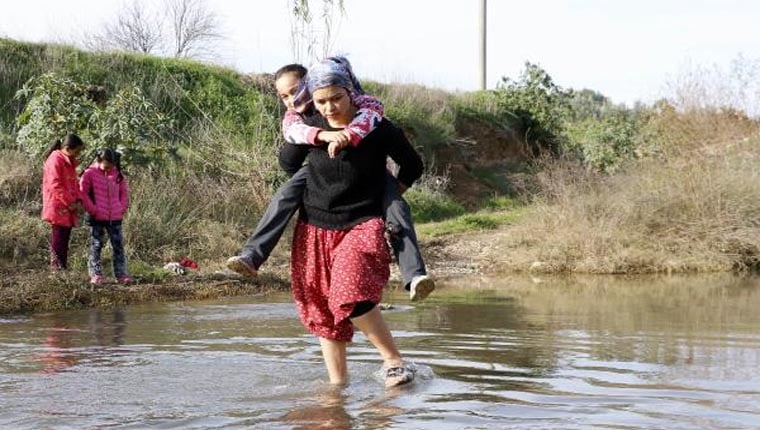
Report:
279,385,409,430
35,309,127,375
1,274,759,429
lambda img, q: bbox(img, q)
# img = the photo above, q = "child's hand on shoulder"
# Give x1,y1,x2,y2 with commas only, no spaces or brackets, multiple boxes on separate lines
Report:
327,140,350,158
319,130,352,158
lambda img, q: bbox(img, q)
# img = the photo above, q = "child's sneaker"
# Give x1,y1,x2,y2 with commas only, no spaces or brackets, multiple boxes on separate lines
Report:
384,364,416,388
409,275,435,302
117,275,134,285
226,256,258,278
90,275,105,285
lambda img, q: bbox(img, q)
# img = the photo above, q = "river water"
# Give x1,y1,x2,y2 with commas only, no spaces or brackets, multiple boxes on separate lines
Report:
1,274,759,429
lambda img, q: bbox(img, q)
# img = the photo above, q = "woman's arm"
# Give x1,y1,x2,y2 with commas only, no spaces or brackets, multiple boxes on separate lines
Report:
279,143,310,177
384,121,424,190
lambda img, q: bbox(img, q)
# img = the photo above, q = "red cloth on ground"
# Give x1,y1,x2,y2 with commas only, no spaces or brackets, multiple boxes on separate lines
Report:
290,217,390,342
178,257,198,269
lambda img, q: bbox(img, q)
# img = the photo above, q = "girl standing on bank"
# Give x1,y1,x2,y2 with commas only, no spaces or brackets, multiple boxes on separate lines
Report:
79,148,133,285
41,133,85,271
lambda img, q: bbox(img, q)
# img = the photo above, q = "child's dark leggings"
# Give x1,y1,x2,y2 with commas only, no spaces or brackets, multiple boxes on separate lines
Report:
240,167,308,269
382,173,428,288
240,167,427,288
88,222,127,277
50,225,72,270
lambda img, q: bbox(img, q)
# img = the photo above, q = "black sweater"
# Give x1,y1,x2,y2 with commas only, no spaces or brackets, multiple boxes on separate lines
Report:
279,117,424,230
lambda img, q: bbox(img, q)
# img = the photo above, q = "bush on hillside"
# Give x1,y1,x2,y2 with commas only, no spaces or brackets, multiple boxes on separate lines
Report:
564,113,642,172
494,62,570,154
15,73,98,154
15,73,171,166
91,85,172,166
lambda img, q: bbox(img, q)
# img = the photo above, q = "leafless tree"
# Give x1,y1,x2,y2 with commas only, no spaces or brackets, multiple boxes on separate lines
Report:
88,0,163,54
167,0,223,59
86,0,223,60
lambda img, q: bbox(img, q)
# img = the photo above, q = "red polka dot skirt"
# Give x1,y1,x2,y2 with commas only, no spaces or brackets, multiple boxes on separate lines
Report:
290,217,391,342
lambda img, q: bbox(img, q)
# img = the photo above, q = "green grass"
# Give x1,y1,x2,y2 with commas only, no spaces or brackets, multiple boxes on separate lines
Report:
483,195,520,211
417,208,525,238
404,187,466,223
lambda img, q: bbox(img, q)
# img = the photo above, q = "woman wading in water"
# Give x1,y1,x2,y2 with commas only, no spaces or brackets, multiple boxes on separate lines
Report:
279,57,424,387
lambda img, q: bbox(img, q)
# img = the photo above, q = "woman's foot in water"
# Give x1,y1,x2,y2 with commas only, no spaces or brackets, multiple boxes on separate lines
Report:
384,363,416,387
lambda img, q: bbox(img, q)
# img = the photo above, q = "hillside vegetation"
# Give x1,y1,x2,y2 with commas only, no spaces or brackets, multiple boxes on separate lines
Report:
1,38,758,288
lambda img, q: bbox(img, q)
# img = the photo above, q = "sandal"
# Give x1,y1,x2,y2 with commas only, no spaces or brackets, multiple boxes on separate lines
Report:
384,365,415,388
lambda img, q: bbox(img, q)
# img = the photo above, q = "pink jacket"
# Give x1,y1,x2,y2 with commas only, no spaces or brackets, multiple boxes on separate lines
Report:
41,150,81,227
79,164,130,222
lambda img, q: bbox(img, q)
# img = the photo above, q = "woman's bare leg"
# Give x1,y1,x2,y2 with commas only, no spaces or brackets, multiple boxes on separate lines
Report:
319,337,348,385
350,307,403,368
352,307,414,387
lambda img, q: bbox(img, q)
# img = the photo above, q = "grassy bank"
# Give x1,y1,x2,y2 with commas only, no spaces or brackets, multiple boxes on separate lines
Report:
0,38,525,272
0,268,288,314
2,38,759,314
0,39,527,313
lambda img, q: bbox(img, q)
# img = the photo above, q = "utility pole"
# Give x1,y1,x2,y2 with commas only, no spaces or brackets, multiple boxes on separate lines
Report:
479,0,487,90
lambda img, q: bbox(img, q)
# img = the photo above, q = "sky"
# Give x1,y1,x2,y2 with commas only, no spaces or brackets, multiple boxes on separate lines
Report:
1,0,759,106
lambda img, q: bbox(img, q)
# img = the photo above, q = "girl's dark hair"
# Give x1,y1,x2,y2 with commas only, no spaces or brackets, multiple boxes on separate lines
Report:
274,64,307,81
95,148,125,183
44,133,85,160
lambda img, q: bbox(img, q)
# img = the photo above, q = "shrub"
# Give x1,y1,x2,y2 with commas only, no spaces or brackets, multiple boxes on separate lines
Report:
493,62,570,154
564,113,641,172
91,85,172,166
15,73,99,155
15,73,171,166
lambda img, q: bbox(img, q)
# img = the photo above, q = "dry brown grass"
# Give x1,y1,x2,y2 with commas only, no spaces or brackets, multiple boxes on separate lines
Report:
644,104,759,158
481,59,760,275
0,151,38,205
491,115,760,274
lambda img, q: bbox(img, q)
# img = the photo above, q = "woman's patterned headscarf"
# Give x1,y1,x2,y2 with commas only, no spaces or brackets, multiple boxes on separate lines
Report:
293,56,364,109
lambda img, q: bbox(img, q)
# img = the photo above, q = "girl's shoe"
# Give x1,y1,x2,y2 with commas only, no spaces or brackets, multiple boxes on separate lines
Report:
117,275,134,285
409,275,435,302
226,256,258,278
90,275,105,285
